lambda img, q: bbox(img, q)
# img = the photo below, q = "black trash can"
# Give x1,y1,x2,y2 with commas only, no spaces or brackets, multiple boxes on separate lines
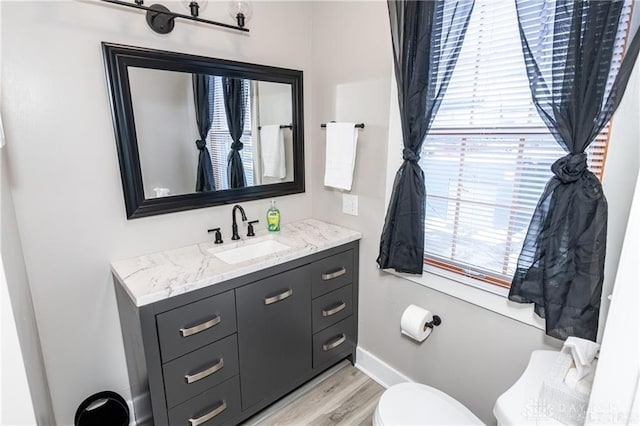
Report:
75,391,129,426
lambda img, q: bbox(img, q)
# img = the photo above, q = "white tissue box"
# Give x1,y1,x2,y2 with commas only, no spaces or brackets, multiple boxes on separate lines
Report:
538,378,590,425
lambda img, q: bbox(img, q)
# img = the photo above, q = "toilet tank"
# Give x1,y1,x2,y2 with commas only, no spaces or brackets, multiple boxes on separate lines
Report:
493,350,562,425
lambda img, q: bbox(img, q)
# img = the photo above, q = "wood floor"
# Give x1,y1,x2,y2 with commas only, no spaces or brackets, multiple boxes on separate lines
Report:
242,362,385,426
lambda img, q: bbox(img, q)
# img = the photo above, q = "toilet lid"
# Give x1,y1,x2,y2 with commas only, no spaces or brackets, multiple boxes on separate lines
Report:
377,383,483,425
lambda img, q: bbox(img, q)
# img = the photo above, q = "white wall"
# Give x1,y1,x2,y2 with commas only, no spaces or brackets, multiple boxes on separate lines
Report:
1,1,313,424
586,52,640,425
1,142,56,425
0,1,55,421
1,233,37,426
309,1,639,423
130,68,197,198
598,53,640,339
587,174,640,425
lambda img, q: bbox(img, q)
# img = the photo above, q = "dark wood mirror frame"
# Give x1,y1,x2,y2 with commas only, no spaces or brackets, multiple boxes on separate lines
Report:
102,42,305,219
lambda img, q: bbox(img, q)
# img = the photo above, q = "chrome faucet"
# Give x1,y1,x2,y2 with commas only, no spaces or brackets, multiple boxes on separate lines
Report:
231,205,247,240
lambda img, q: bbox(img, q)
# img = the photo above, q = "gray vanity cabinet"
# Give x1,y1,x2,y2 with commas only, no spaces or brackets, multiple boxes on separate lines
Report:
115,241,359,426
236,266,312,410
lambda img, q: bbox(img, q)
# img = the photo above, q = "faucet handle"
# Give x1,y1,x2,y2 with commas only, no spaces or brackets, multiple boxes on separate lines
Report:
247,220,259,237
207,227,224,244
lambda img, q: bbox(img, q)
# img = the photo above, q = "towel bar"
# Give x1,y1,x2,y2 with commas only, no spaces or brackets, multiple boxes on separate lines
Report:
321,122,365,129
258,124,293,130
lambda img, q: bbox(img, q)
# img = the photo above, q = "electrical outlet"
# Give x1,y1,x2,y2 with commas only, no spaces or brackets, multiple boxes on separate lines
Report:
342,193,358,216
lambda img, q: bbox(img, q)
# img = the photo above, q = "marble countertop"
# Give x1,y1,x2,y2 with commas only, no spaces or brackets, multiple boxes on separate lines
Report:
111,219,362,307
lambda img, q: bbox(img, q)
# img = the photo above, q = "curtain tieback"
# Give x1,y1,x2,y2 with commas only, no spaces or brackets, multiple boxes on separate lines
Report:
231,141,244,151
196,139,207,150
402,148,420,162
551,152,588,183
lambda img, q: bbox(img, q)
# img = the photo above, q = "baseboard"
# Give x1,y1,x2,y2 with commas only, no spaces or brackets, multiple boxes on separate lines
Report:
126,397,137,426
126,392,151,426
355,346,413,389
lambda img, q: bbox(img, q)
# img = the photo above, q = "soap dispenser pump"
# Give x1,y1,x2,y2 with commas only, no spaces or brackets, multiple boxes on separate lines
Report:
266,200,280,232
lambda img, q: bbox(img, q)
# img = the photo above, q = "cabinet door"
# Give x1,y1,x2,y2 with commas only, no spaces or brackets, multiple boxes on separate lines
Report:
236,266,311,410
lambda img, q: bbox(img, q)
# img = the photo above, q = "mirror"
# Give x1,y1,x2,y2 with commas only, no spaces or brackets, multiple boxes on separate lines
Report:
102,43,305,219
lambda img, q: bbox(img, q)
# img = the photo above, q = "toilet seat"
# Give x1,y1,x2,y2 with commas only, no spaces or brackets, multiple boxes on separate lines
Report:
374,382,483,425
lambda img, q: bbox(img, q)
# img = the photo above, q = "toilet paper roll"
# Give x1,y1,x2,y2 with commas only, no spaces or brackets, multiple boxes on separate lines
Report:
401,304,433,342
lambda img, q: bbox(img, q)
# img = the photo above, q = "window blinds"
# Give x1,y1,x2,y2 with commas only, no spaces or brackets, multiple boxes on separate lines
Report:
421,0,631,285
208,77,254,190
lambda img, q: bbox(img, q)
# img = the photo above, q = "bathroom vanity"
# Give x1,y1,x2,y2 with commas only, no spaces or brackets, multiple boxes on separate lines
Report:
111,219,361,426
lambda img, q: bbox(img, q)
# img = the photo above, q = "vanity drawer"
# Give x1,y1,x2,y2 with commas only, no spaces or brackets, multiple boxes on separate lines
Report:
157,290,236,362
311,250,354,298
168,376,241,426
313,317,355,369
312,285,353,333
163,334,239,409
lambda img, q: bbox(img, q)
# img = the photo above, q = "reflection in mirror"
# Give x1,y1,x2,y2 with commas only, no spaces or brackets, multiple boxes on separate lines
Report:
102,42,304,219
128,69,294,199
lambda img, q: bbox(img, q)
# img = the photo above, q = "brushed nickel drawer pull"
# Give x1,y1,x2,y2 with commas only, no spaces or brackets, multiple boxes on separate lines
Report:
322,301,347,317
264,288,293,305
322,267,346,281
180,315,221,338
188,400,227,426
184,358,224,384
322,334,346,351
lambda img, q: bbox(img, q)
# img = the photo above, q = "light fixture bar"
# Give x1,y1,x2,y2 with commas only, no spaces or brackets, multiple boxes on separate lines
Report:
100,0,250,33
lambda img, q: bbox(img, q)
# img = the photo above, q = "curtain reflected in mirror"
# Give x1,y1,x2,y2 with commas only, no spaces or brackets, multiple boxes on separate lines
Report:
222,77,248,189
192,74,215,192
128,68,294,199
210,76,252,190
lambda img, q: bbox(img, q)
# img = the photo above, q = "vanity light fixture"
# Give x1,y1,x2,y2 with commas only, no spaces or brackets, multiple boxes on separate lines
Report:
228,1,253,29
100,0,249,34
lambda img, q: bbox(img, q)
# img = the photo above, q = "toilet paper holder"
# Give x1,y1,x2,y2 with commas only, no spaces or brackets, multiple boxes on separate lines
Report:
424,315,442,331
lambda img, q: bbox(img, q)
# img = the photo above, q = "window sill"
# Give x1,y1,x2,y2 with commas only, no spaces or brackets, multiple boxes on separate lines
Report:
384,265,546,331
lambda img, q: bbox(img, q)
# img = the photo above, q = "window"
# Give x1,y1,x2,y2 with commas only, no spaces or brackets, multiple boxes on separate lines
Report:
208,77,255,190
422,0,632,287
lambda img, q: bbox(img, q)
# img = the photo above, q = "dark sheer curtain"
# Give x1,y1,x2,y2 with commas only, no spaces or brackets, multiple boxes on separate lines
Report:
192,74,216,192
510,0,640,341
377,0,474,274
222,77,247,189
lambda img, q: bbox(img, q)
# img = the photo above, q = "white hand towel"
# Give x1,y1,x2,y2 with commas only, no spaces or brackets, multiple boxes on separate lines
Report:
260,125,286,179
561,337,600,381
324,122,358,191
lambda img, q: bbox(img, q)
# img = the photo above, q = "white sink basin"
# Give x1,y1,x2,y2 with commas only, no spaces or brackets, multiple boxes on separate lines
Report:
208,236,291,265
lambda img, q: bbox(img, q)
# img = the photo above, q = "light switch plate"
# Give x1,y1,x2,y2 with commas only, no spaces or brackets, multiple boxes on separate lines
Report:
342,193,358,216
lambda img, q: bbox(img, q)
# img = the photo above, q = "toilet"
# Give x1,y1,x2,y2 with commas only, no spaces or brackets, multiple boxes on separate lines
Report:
374,350,561,425
373,382,483,425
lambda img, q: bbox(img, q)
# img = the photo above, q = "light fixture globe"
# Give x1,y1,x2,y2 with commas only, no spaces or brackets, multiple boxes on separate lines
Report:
228,1,253,28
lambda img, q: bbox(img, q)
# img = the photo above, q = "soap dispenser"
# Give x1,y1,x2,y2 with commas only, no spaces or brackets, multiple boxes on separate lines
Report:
266,200,280,232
